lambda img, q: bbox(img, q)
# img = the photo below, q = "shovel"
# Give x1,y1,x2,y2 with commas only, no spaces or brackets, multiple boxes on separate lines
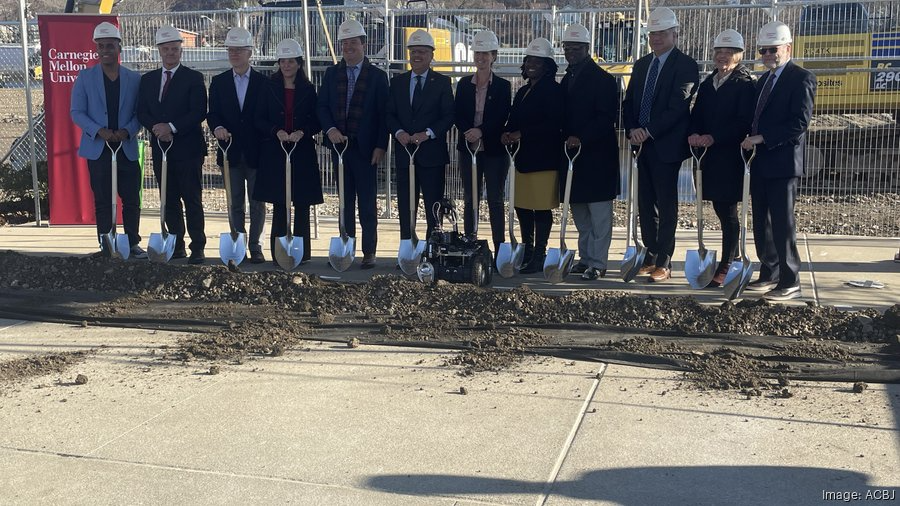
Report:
496,141,524,277
724,145,756,300
464,139,483,236
684,146,717,289
621,144,648,281
273,141,304,271
101,141,131,260
544,143,580,284
397,142,425,275
148,138,177,263
328,141,355,272
217,137,247,266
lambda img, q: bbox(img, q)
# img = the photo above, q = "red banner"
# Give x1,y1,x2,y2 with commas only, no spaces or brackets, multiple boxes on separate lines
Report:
38,14,117,225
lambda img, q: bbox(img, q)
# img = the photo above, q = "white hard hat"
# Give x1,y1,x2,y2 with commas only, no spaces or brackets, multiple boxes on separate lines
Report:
224,27,253,48
648,7,679,32
93,22,121,42
713,29,744,51
406,29,435,49
337,20,366,41
561,23,590,44
155,25,183,45
472,30,499,52
758,21,793,46
276,38,303,59
524,37,554,59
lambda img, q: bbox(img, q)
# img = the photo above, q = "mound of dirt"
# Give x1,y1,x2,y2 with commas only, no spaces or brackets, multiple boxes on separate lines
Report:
0,351,88,388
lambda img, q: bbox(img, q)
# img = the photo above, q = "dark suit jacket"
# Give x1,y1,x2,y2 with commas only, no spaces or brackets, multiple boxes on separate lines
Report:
750,60,817,179
689,64,756,202
622,47,699,164
252,78,323,207
504,76,564,173
386,69,454,168
207,67,266,168
561,59,620,202
137,65,207,162
316,58,390,157
454,73,511,156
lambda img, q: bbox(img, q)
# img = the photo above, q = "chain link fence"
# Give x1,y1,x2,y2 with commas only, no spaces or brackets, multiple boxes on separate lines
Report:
2,1,899,236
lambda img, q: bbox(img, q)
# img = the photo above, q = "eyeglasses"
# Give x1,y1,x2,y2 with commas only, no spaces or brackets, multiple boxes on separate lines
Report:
758,47,779,55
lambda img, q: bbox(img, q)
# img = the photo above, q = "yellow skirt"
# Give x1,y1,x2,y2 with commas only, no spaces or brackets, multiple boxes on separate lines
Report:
514,169,559,210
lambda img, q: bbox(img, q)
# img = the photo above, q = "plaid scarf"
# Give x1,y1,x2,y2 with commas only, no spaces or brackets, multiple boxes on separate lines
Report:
334,57,370,137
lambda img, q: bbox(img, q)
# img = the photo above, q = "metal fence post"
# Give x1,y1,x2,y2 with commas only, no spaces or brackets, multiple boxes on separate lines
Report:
19,0,42,226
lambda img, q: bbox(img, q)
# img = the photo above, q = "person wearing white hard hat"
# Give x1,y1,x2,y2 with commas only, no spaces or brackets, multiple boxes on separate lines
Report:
253,39,323,265
386,29,454,241
559,23,620,281
622,6,699,282
687,29,756,288
501,37,564,275
454,30,511,262
208,27,268,264
137,25,208,264
71,21,146,259
740,21,816,301
317,19,390,269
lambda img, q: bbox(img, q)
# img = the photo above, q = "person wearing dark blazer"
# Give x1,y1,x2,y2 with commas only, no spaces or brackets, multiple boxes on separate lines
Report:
317,20,390,269
501,37,564,275
454,30,512,258
622,7,699,282
208,27,268,264
386,29,455,243
741,21,816,301
137,25,208,264
559,24,620,281
70,22,145,258
688,29,756,287
253,39,323,264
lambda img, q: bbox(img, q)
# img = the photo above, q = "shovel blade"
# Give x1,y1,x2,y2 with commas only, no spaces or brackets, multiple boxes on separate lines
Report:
621,245,647,282
115,233,131,260
723,260,755,300
219,232,247,266
398,238,425,276
148,233,176,263
685,248,718,289
543,248,574,284
274,235,303,271
495,242,524,278
101,232,130,260
328,236,356,272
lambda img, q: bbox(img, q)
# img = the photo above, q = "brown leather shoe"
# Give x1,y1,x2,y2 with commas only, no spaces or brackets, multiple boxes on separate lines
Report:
638,264,656,275
361,253,376,269
649,267,671,282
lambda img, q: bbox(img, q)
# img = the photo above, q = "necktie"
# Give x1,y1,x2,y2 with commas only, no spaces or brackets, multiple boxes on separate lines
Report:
751,71,775,135
161,70,172,101
346,65,357,117
638,58,659,127
412,74,423,106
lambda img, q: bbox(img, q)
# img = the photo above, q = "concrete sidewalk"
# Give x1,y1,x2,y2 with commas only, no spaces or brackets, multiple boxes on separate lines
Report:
2,212,898,309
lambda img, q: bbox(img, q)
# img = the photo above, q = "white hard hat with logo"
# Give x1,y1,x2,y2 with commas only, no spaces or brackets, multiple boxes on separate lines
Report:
276,38,303,59
758,21,793,46
524,37,554,59
224,27,253,48
155,25,184,45
648,7,679,32
338,20,366,41
713,29,744,51
561,23,590,44
406,29,435,49
472,30,499,52
93,22,121,42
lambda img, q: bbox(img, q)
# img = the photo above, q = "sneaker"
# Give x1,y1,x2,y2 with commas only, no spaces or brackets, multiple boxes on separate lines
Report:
746,278,778,292
571,263,589,274
581,267,605,280
130,245,148,260
763,285,801,301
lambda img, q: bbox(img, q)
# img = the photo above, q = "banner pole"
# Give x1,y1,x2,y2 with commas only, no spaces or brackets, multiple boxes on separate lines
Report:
19,0,42,226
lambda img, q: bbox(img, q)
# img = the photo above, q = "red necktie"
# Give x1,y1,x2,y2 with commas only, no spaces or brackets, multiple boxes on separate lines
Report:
161,70,172,101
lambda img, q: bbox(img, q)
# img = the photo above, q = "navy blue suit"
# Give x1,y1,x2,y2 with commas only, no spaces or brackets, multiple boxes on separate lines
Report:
749,60,817,289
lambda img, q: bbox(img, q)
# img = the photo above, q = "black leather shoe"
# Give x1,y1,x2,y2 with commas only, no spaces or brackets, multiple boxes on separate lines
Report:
171,249,187,260
571,263,589,274
188,252,205,265
361,253,376,269
249,250,266,264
